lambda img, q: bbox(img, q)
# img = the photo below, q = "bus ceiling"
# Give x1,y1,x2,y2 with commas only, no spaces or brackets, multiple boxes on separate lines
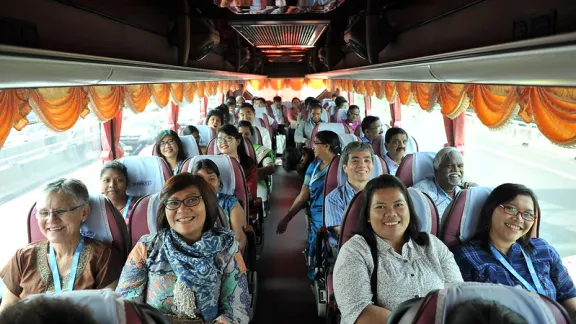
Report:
0,0,575,87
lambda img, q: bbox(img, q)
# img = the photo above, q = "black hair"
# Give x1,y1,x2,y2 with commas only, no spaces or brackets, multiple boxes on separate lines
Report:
226,97,236,105
282,147,314,177
206,109,224,126
0,297,98,324
217,124,255,171
240,103,255,113
273,96,282,102
191,159,222,191
384,127,408,143
335,96,348,108
155,130,186,163
357,174,429,249
182,125,199,136
361,116,380,133
348,105,360,112
238,120,255,137
474,183,539,253
100,161,128,180
446,299,528,324
315,130,341,155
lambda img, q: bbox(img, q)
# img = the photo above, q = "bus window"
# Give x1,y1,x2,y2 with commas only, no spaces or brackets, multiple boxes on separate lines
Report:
120,105,168,156
0,113,102,267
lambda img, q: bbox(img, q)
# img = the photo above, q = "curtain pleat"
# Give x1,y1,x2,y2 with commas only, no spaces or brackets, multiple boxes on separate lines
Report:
28,87,88,132
88,86,124,121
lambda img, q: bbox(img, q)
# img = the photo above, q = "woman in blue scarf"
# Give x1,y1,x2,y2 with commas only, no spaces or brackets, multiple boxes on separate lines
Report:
116,174,250,323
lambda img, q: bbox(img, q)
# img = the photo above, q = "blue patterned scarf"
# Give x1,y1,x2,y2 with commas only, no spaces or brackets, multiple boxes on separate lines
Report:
163,228,236,321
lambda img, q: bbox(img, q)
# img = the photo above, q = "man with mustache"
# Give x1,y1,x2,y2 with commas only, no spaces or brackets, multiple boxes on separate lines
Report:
413,146,477,217
383,127,408,175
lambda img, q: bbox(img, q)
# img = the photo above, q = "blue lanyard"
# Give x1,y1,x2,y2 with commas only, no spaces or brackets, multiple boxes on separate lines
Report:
122,195,133,220
489,244,545,295
308,162,323,187
49,236,85,292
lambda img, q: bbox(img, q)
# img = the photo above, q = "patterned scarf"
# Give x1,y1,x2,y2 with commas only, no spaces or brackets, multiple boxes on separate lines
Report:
163,228,236,321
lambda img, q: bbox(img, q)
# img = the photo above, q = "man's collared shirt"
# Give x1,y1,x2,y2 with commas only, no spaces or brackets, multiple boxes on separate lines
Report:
384,154,400,175
325,181,357,248
412,176,461,217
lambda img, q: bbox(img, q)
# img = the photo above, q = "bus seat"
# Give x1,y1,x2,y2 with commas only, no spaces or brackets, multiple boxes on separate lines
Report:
387,282,570,324
194,125,216,147
23,289,169,324
339,191,365,247
372,133,418,158
118,156,171,197
336,108,348,122
321,109,330,123
395,152,436,187
328,155,387,197
207,137,257,162
28,195,131,260
249,126,262,146
310,123,353,146
440,187,496,249
255,125,272,151
150,135,201,159
137,145,154,156
407,187,439,235
337,134,361,149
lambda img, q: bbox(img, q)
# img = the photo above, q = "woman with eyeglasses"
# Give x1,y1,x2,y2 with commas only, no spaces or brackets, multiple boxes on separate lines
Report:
0,179,123,312
191,159,247,251
452,183,576,320
216,125,257,200
116,173,250,323
155,130,187,175
276,130,341,282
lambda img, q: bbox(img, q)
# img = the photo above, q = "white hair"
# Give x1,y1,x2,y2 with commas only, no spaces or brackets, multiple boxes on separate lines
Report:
433,147,461,171
42,178,90,206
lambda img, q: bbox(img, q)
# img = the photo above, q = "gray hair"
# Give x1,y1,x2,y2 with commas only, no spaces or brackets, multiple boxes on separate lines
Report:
433,147,461,171
342,142,375,165
42,178,90,206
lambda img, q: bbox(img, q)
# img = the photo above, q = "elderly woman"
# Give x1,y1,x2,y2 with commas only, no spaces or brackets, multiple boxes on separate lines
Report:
115,173,250,323
155,130,187,175
0,179,123,311
191,159,247,251
453,183,576,321
206,109,224,129
333,175,463,324
100,161,139,223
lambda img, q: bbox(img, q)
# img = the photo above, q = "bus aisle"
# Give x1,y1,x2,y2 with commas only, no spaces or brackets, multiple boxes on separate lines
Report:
252,166,323,324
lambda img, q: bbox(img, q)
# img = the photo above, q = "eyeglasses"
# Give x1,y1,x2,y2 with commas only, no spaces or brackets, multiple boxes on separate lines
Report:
164,196,203,210
217,136,235,143
499,204,536,221
159,139,176,147
37,205,84,219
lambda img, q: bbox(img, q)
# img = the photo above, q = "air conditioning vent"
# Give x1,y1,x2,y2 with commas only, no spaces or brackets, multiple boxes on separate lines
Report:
230,21,329,48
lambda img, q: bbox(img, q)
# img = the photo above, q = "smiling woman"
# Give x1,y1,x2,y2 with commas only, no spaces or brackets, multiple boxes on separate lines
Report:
0,178,123,312
115,173,250,323
100,161,139,223
155,130,186,174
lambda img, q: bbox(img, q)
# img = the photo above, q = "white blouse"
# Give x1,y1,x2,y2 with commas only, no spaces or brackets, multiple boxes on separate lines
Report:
333,233,463,324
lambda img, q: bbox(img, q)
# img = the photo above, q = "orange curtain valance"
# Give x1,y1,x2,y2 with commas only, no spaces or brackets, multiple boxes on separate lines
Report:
246,78,329,92
332,79,576,146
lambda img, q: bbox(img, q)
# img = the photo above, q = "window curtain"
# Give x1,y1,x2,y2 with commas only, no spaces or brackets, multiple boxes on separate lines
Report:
0,89,30,148
100,108,124,162
443,114,466,154
168,101,180,132
390,96,402,128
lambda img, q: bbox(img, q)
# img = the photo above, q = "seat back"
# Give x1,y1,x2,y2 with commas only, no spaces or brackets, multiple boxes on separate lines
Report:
328,155,388,196
337,134,361,149
388,282,570,324
336,108,348,122
310,123,352,144
395,152,436,188
194,125,216,147
24,289,170,324
255,125,273,151
118,156,171,197
28,195,131,259
151,135,201,159
372,133,418,158
249,126,262,146
207,137,257,161
339,191,365,247
407,187,439,236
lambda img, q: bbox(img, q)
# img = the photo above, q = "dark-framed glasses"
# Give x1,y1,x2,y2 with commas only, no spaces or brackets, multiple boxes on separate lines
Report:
499,204,536,221
159,139,176,147
164,196,203,210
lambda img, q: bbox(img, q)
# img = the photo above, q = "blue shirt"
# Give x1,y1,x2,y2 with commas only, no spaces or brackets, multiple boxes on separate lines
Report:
325,181,357,248
217,193,239,228
383,154,400,176
452,238,576,302
361,136,371,144
303,160,328,221
412,176,461,218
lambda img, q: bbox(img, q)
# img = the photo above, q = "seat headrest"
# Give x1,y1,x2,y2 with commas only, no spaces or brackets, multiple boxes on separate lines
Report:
254,108,269,119
407,188,434,234
195,125,214,146
396,152,436,187
184,155,236,195
336,109,348,122
80,195,114,243
458,186,493,242
338,134,360,149
318,123,346,134
146,193,162,234
379,134,418,156
179,135,200,158
435,283,558,324
321,109,329,122
255,126,272,150
118,156,166,197
336,155,384,188
340,191,364,247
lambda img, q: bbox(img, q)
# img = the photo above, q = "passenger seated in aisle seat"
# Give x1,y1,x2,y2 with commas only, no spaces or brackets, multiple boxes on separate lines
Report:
339,104,361,132
100,161,140,224
238,121,275,202
225,97,237,124
452,183,576,321
325,142,374,249
382,127,408,175
191,159,247,251
217,125,258,200
286,97,303,148
333,175,463,324
281,146,314,179
294,102,324,146
413,147,477,217
360,116,383,145
155,130,187,174
182,125,201,144
277,130,341,282
446,299,528,324
252,97,277,129
116,174,250,324
238,103,258,125
271,96,288,135
0,179,123,311
0,296,98,323
205,109,224,129
333,96,348,122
